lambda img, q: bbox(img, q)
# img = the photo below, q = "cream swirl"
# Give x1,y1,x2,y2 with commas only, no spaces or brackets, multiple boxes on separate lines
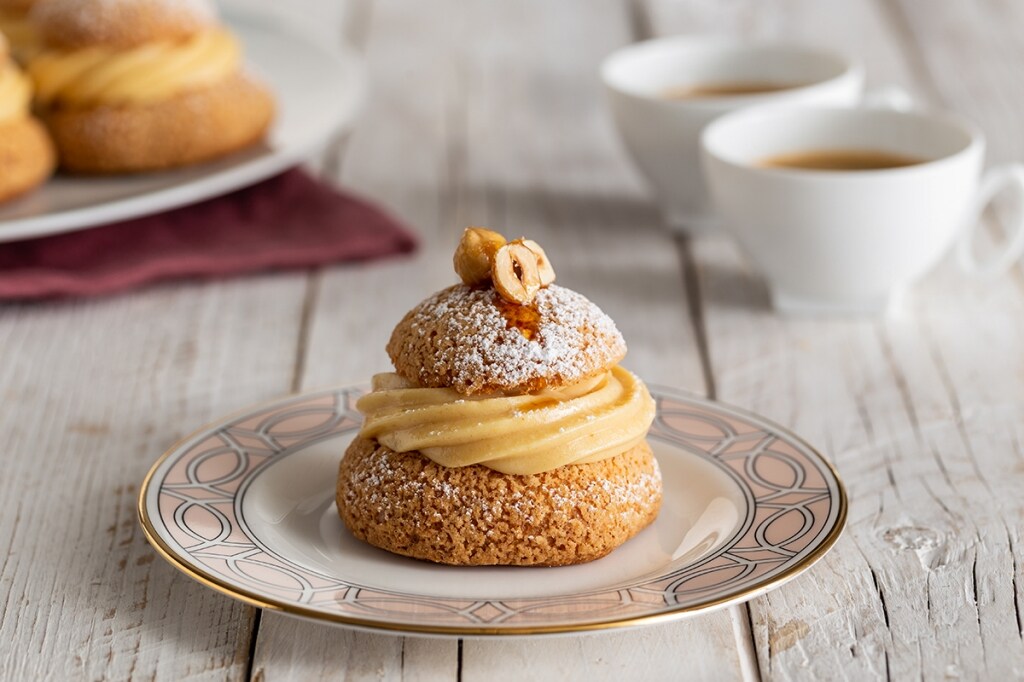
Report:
28,28,240,108
0,62,31,123
357,366,655,475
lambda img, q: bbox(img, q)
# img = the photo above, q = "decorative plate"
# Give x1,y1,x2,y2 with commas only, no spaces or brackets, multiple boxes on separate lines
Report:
138,384,847,637
0,3,364,243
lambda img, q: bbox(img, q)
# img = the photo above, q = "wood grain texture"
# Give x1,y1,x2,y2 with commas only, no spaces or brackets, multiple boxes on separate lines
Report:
886,0,1024,164
0,277,310,680
250,0,741,679
645,0,1024,679
251,619,456,682
461,620,741,682
687,235,1024,679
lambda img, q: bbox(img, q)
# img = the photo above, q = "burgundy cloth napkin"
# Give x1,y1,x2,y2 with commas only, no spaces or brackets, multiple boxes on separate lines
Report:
0,170,418,300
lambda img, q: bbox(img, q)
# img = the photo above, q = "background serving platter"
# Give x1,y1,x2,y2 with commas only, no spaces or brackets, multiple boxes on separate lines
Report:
138,383,847,637
0,4,364,244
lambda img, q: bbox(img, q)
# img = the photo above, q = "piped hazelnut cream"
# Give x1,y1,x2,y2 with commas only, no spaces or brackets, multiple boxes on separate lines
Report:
28,28,240,108
357,366,655,475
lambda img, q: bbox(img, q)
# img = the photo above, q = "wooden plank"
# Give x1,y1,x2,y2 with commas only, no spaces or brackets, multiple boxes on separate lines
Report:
886,0,1024,164
687,234,1024,681
250,626,455,682
881,2,1024,677
462,620,741,682
251,0,739,679
645,0,1024,678
0,276,310,680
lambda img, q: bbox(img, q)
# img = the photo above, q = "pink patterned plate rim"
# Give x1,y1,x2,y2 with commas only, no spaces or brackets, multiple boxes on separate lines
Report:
138,383,847,637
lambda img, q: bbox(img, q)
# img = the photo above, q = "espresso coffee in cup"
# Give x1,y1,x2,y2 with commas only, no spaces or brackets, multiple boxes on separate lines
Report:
760,149,924,171
663,82,805,100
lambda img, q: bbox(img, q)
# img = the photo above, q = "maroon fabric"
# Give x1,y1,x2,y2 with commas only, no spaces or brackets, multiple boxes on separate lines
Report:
0,170,418,300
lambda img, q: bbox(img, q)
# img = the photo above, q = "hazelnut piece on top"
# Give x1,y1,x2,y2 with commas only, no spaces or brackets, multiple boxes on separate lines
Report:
453,227,556,304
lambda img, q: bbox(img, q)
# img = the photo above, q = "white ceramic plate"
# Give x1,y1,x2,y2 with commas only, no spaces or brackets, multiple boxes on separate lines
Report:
0,4,364,243
139,383,847,637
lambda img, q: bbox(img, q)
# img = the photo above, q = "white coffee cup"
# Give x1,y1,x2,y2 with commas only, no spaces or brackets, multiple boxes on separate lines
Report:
701,104,1024,314
601,38,865,234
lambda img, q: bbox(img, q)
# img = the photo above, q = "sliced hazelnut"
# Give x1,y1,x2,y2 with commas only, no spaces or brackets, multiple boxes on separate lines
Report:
492,242,542,304
454,227,506,286
517,239,556,286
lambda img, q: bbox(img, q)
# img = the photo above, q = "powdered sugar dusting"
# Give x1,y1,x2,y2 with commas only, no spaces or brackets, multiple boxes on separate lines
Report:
33,0,215,38
389,284,627,395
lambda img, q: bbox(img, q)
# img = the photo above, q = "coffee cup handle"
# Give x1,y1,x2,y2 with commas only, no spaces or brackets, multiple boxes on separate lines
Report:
957,164,1024,277
862,86,914,112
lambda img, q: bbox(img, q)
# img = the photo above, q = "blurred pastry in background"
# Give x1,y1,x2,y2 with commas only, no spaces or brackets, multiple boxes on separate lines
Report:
0,33,54,204
27,0,275,174
0,0,40,63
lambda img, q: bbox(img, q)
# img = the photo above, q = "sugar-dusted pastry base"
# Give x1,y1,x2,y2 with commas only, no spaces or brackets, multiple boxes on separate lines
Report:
0,116,54,203
43,72,274,174
337,437,662,567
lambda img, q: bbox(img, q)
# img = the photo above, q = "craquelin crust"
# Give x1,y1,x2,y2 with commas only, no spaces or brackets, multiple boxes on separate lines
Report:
337,437,662,567
31,0,215,50
387,284,627,395
0,116,54,203
42,72,274,173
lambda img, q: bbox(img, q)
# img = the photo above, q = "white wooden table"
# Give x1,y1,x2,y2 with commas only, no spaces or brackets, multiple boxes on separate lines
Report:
3,1,1023,679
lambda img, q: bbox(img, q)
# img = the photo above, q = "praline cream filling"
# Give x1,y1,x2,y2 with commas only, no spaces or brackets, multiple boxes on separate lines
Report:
357,366,656,475
0,62,31,123
27,28,240,108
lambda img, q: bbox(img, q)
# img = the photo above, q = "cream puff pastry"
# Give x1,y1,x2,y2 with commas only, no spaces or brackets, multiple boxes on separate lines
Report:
27,0,274,173
337,229,662,566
